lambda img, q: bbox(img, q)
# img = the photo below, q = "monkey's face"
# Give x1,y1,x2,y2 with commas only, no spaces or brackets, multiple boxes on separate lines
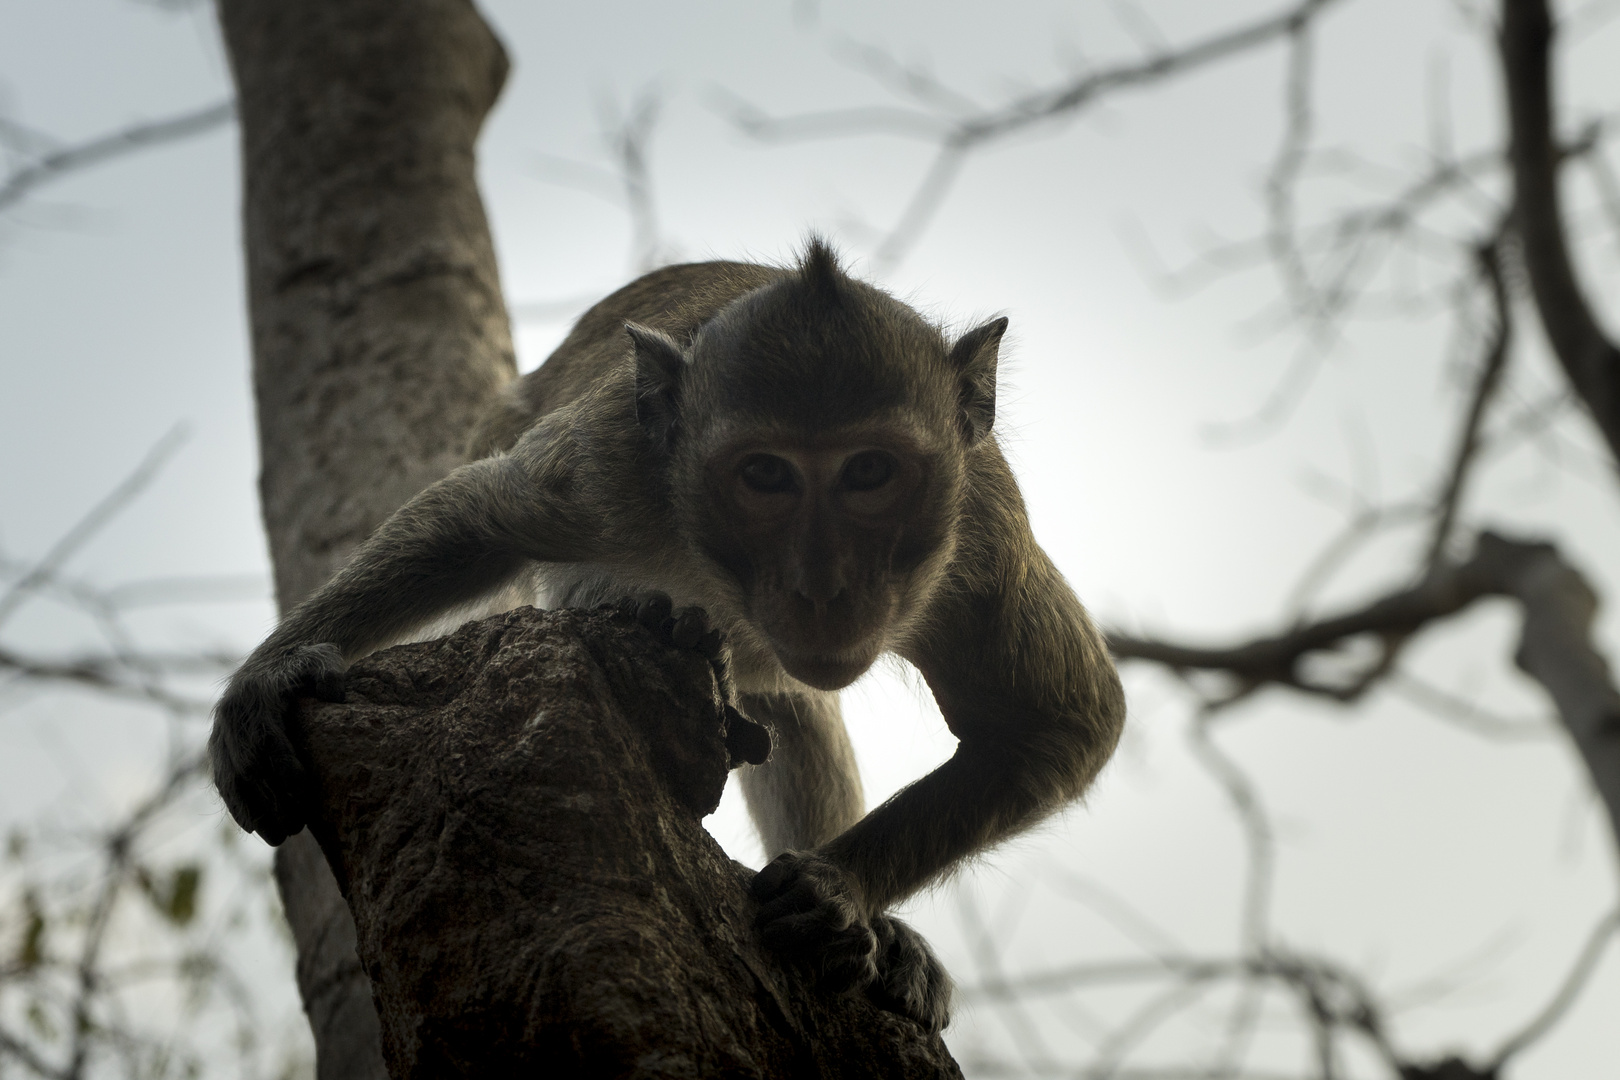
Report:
691,425,957,691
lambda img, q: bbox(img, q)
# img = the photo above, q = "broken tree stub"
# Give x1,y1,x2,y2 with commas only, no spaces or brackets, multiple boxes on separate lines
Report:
293,605,962,1079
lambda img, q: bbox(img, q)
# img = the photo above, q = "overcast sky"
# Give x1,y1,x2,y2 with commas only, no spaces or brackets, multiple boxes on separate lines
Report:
2,0,1618,1074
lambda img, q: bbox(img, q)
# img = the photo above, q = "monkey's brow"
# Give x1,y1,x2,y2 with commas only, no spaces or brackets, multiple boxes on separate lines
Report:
704,414,942,449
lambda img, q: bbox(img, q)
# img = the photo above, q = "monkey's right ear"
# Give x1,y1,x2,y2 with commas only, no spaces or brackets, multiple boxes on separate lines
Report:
626,322,688,450
949,316,1008,444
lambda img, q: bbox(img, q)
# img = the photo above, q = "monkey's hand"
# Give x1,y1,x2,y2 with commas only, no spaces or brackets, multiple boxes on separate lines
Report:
209,643,347,846
753,854,953,1030
869,913,953,1033
751,851,880,994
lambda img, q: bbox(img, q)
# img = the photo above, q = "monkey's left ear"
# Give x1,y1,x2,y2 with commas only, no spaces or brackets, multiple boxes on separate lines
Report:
949,317,1008,443
626,322,688,450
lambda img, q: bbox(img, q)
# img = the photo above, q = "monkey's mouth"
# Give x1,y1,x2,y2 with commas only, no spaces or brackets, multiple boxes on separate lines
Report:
770,641,881,692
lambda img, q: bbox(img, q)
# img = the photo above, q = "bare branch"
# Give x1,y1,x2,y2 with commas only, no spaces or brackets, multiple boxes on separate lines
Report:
955,889,1061,1074
1263,16,1322,328
1187,713,1274,1075
824,35,983,115
0,1024,65,1080
1488,906,1619,1068
0,424,187,631
718,0,1348,268
0,644,227,711
1501,0,1620,463
0,101,233,214
1424,236,1513,567
1112,530,1620,847
528,86,671,292
1386,669,1554,740
602,88,670,274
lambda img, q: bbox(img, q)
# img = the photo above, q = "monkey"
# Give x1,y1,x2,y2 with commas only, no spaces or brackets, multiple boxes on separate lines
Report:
210,238,1126,1033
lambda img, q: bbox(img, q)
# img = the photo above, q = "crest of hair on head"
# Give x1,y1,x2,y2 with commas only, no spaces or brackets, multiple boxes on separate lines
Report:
798,235,846,303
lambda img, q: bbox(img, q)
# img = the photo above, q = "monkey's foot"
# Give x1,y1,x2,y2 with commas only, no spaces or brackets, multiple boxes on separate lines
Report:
609,592,771,766
210,642,347,846
870,914,953,1033
751,851,879,993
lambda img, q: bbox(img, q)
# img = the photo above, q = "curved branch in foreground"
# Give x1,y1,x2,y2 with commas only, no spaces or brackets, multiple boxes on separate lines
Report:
1501,0,1620,463
1110,531,1620,848
298,605,959,1078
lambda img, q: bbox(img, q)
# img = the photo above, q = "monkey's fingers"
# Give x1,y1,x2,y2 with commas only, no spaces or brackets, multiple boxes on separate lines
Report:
210,704,311,845
634,591,673,630
818,924,880,992
307,675,346,704
869,914,953,1033
760,913,878,990
752,853,864,929
755,879,829,927
669,606,710,649
277,642,349,705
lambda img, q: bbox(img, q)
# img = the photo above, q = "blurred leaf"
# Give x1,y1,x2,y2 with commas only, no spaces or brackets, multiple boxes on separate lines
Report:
25,1000,56,1042
136,863,203,926
17,888,44,971
166,865,202,925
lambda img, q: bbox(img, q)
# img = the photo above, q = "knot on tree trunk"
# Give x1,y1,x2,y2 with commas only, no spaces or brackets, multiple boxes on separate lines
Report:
292,605,960,1079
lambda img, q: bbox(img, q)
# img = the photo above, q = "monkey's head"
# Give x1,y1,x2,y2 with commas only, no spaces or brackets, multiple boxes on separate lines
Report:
627,240,1007,691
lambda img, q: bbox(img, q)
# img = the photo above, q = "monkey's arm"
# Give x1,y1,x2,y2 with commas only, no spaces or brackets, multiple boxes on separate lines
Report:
835,540,1123,911
759,453,1125,917
212,425,606,844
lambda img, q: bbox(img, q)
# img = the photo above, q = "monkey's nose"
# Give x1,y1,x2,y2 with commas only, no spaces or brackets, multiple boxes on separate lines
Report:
793,564,847,607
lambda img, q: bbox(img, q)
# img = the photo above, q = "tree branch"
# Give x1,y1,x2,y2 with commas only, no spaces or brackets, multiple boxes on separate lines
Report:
1501,0,1620,463
0,101,233,213
1488,906,1620,1069
1111,531,1620,847
717,0,1348,268
1424,237,1513,567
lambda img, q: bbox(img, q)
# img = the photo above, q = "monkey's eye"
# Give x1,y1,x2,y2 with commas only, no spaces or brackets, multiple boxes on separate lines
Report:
738,454,797,494
840,451,895,492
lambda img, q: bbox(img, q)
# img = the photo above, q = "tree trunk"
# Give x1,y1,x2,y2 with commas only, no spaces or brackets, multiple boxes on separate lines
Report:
216,0,516,1074
298,606,960,1078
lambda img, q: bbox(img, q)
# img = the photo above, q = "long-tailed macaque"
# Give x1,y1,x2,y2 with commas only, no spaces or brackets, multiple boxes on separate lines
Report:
211,239,1125,1032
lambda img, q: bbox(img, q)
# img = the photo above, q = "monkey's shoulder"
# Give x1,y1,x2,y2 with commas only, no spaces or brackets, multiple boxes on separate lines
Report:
470,260,786,458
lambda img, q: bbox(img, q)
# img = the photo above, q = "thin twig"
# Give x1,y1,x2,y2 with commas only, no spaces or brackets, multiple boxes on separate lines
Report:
0,425,188,630
1488,907,1620,1068
1424,236,1513,567
1187,713,1273,1077
956,888,1062,1074
0,101,234,213
717,0,1347,267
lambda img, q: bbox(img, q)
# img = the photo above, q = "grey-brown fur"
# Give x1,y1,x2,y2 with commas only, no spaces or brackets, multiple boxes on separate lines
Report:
210,239,1126,1032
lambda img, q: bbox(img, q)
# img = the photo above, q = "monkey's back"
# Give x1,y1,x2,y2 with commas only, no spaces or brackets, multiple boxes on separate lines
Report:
468,261,784,459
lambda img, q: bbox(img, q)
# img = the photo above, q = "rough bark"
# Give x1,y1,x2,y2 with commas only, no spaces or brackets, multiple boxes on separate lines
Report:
296,605,961,1079
216,0,517,1074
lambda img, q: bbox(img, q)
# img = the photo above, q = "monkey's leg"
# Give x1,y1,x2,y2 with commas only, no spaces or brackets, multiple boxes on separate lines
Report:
737,690,864,858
